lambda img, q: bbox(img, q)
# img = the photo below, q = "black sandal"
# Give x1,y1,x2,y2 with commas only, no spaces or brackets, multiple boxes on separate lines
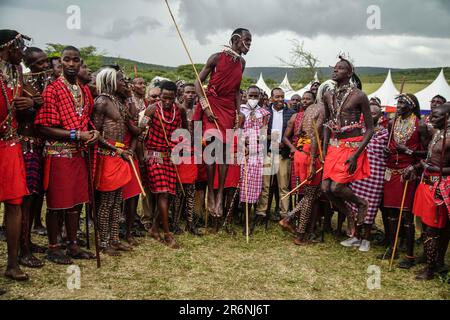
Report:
67,249,95,260
45,249,73,265
19,254,45,268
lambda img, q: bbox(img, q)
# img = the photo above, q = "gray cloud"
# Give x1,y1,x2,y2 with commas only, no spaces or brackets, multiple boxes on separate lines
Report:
79,16,161,41
96,16,161,40
178,0,450,42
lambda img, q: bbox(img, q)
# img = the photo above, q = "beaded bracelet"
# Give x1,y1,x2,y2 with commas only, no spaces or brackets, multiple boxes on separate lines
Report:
69,130,76,140
200,97,209,111
76,130,81,141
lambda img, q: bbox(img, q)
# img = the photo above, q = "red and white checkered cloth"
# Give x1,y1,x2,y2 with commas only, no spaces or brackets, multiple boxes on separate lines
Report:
349,128,389,224
240,105,270,204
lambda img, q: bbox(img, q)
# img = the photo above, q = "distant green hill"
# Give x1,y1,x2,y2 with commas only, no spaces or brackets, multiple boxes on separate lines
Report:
95,55,450,91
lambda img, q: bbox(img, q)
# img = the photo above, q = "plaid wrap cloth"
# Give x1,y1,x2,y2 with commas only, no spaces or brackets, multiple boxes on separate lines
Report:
239,105,270,204
145,103,182,195
35,77,93,132
437,177,450,218
348,127,389,224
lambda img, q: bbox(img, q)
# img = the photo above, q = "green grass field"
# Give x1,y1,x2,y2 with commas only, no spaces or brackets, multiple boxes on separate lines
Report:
0,209,449,300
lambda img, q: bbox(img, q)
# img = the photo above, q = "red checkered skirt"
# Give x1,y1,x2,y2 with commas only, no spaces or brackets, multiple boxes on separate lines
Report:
146,156,177,195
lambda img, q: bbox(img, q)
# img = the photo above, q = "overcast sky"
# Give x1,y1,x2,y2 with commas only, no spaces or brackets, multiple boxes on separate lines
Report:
1,0,449,69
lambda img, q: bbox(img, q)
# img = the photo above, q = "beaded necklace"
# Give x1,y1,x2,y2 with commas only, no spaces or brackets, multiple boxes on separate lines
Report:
326,83,355,133
427,127,450,162
157,101,176,124
393,113,416,145
222,46,241,62
98,93,129,123
23,70,54,94
60,76,85,117
0,73,17,141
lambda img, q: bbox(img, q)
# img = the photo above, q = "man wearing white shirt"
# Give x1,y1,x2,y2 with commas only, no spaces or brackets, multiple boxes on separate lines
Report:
255,88,295,220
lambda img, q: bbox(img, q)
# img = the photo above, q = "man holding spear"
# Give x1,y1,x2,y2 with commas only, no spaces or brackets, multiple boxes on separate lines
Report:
381,94,426,269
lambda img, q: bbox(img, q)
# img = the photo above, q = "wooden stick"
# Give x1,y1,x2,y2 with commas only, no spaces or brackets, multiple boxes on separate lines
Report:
243,153,250,243
205,186,209,235
128,155,146,198
87,148,101,268
312,119,323,162
164,0,220,132
389,181,409,272
281,167,324,201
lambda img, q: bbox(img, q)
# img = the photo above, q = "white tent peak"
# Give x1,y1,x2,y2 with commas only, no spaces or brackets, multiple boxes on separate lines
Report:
280,73,294,93
368,69,399,107
415,69,450,112
255,73,271,96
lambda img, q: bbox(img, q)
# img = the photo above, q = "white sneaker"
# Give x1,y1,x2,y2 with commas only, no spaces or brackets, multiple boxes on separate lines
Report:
359,240,371,252
340,237,362,248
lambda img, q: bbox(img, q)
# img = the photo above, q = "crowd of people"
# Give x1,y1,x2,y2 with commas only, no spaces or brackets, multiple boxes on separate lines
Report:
0,27,449,290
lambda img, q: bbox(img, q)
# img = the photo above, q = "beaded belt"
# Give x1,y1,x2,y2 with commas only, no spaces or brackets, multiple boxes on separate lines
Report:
44,141,83,158
145,150,170,165
384,167,411,181
329,138,361,149
0,135,20,148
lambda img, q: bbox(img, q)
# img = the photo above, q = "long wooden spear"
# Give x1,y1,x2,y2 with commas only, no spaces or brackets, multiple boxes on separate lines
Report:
164,0,220,131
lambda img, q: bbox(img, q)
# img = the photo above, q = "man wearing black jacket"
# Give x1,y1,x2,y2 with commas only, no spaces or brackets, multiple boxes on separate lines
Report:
255,88,295,220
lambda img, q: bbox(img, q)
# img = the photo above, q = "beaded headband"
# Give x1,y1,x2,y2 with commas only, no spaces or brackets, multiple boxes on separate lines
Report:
397,94,416,109
0,33,32,50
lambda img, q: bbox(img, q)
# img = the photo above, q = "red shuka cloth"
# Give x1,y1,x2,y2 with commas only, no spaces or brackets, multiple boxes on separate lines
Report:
44,156,89,210
0,143,29,204
323,136,370,184
383,118,421,209
413,178,448,229
193,52,242,142
122,131,142,200
95,155,131,192
293,144,322,187
0,79,28,204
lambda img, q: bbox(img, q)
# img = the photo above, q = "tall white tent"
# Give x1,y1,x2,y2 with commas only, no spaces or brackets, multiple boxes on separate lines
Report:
255,73,271,96
368,70,399,110
415,69,450,113
280,73,294,97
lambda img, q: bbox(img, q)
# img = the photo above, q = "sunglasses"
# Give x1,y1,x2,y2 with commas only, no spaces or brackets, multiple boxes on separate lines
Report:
150,95,160,99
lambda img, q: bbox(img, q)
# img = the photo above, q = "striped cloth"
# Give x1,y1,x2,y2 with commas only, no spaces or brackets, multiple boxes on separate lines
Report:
348,127,389,224
240,105,270,204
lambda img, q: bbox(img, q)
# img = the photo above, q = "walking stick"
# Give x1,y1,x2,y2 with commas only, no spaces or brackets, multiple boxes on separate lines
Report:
243,151,250,243
85,204,90,250
435,115,448,223
389,180,409,271
205,186,209,235
164,0,220,132
281,168,324,201
127,155,147,197
87,148,101,268
265,165,275,230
